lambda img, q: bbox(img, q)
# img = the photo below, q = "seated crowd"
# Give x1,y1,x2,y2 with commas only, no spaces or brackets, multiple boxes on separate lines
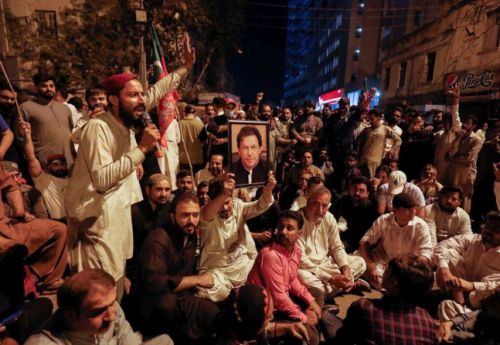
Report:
0,63,499,345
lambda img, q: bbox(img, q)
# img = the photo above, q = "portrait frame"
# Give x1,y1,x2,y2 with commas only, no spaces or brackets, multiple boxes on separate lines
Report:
228,120,270,188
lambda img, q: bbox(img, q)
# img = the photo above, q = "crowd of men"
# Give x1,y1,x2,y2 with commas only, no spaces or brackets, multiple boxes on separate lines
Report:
0,38,499,345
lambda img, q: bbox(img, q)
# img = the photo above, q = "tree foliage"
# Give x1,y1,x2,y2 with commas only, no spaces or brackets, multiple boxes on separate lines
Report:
6,0,244,95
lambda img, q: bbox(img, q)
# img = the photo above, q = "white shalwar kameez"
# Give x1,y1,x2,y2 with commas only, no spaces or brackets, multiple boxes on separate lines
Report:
197,196,273,302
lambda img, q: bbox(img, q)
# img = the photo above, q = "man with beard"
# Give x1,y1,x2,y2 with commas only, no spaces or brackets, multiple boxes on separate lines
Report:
25,269,172,345
137,192,219,343
19,119,68,222
196,181,210,207
423,186,472,245
435,211,500,321
170,170,194,200
357,108,401,178
298,187,367,301
206,97,229,161
70,84,109,151
0,82,15,160
64,72,162,300
197,172,276,302
19,73,75,168
291,100,323,155
333,176,379,252
195,153,224,185
444,114,483,213
0,82,20,163
128,174,172,277
248,210,322,345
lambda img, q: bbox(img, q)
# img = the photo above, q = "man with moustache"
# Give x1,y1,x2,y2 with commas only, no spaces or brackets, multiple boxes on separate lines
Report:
64,72,162,300
130,174,172,266
19,73,75,168
333,176,379,252
65,37,195,298
297,187,367,301
423,186,472,246
197,172,276,302
434,211,500,321
196,181,210,207
248,210,322,345
0,82,15,160
137,193,219,343
25,269,172,345
195,153,224,185
0,82,21,164
19,119,69,221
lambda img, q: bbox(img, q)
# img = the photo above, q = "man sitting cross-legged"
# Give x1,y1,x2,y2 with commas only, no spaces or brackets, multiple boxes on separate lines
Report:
248,210,322,345
137,192,219,343
297,186,367,304
359,192,433,290
434,211,500,321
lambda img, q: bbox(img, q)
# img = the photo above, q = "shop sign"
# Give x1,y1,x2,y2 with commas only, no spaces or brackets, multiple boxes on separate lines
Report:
444,67,499,94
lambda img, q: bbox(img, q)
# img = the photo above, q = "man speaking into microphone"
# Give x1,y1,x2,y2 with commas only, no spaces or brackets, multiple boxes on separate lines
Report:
65,36,195,300
64,72,161,299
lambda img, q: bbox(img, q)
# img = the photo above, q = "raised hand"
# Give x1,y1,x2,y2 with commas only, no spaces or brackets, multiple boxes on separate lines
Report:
447,83,461,99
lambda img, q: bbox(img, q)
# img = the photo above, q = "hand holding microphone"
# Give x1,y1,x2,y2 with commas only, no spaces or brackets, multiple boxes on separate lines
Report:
138,111,163,157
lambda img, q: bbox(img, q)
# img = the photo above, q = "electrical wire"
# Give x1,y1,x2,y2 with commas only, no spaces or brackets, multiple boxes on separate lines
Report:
242,0,450,12
246,21,418,32
243,12,433,20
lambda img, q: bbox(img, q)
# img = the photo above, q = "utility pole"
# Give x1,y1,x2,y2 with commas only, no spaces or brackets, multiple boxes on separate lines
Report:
135,0,147,89
0,0,10,56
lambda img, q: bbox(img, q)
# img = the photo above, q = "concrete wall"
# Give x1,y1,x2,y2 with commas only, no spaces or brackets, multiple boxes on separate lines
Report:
381,0,500,104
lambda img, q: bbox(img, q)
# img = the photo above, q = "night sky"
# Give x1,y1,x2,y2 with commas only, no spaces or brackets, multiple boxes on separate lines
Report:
227,0,288,105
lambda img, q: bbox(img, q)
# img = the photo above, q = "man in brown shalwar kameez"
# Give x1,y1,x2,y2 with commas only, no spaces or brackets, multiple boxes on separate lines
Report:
0,165,67,293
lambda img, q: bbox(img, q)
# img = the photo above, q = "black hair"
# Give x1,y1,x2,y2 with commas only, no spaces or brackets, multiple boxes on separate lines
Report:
387,255,433,303
170,192,199,213
237,126,262,148
392,193,416,209
67,96,84,111
280,210,304,229
439,185,464,200
85,84,106,103
176,169,192,180
33,72,55,85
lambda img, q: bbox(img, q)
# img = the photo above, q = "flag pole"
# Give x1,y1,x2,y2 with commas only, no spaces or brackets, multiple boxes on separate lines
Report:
0,59,25,122
136,0,147,90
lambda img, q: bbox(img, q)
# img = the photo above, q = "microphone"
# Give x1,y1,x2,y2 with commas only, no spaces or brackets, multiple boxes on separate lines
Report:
140,111,163,158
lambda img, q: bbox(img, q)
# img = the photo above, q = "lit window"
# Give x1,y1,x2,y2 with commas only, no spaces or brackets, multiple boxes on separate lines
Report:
353,48,360,61
355,26,363,38
358,1,365,15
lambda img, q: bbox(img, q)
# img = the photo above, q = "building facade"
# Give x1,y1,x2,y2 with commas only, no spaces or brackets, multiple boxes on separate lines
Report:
380,0,500,118
283,0,383,107
0,0,73,87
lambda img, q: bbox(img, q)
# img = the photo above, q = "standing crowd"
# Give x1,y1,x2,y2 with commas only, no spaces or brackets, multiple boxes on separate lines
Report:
0,40,499,345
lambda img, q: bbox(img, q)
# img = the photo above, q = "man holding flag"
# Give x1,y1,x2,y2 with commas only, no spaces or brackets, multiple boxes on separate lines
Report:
65,33,195,300
149,26,183,188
